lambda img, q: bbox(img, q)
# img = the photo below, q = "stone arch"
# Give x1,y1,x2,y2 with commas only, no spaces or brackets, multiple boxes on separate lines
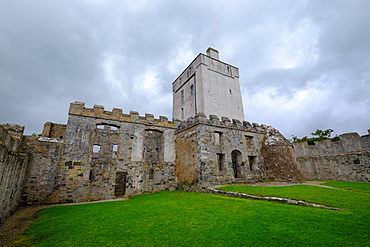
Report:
231,150,243,178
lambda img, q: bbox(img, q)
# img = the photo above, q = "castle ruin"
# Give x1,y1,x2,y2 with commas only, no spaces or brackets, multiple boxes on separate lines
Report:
1,48,369,223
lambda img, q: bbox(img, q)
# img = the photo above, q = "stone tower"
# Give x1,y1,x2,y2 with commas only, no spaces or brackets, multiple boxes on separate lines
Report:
172,47,245,121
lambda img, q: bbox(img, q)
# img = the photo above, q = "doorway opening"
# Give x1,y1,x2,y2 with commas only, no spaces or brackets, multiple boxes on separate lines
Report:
114,172,127,197
231,150,243,178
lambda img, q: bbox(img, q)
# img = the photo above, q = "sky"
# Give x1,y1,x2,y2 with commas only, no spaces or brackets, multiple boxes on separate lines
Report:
1,0,369,140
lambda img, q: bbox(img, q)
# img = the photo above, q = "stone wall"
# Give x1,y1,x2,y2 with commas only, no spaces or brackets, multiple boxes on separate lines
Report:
175,113,303,187
0,124,28,223
35,102,178,204
19,136,63,205
262,126,305,182
293,131,370,182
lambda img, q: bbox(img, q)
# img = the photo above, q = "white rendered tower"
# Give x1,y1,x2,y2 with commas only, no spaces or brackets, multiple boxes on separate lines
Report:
172,48,245,121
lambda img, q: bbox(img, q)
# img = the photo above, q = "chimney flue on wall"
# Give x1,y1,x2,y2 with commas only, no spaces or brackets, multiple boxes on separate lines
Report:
206,47,219,60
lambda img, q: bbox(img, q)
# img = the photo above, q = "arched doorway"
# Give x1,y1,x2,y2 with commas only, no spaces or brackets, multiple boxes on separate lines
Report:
231,150,243,178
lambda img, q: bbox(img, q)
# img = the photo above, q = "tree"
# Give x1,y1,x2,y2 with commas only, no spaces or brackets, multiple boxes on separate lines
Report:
291,129,339,144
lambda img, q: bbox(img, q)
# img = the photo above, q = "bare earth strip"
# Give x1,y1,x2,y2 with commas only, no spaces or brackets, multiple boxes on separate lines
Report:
0,198,126,247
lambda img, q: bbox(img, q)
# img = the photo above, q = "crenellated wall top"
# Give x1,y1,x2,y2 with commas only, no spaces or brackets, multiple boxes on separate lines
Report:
175,113,269,133
68,102,176,128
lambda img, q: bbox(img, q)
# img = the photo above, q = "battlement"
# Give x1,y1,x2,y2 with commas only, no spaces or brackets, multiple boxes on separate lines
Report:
176,113,270,133
68,102,176,128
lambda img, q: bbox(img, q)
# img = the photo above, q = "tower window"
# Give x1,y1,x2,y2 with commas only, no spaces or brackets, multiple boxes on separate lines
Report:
181,90,184,104
190,85,194,95
229,89,233,95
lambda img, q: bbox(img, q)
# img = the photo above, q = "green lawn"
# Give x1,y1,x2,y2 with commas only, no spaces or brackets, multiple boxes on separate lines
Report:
17,182,370,246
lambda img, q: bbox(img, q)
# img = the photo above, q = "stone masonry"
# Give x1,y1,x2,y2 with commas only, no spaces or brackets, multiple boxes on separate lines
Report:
293,131,370,182
0,124,28,223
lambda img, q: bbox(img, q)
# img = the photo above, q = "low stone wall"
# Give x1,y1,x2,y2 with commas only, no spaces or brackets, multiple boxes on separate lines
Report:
201,188,342,210
0,125,29,223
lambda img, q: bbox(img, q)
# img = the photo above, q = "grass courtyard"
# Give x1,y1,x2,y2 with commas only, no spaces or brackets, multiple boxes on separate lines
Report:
16,181,370,246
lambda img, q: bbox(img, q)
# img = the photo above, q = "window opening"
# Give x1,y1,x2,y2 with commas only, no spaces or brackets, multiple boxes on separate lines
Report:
181,108,184,120
112,144,118,152
93,145,100,153
245,136,254,149
181,90,184,104
149,168,154,179
89,170,95,181
248,156,257,171
215,132,222,145
217,153,225,171
190,85,194,95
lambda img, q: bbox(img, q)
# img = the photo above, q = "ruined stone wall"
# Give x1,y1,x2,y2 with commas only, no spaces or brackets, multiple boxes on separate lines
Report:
0,124,28,223
19,136,63,205
175,113,302,187
44,102,177,203
293,131,370,182
262,127,305,182
41,122,67,139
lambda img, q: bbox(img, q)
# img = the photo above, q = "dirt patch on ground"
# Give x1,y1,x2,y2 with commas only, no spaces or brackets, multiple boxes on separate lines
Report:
0,198,127,247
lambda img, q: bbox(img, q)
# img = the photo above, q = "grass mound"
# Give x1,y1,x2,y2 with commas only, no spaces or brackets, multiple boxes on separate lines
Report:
17,183,370,246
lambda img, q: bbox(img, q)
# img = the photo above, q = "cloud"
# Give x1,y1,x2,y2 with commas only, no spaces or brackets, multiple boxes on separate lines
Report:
0,0,368,139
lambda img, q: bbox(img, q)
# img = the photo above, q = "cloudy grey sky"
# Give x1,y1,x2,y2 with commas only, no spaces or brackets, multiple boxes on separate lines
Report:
1,0,369,139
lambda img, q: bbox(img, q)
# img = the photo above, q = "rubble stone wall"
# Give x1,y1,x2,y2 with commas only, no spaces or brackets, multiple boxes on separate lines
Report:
175,113,303,186
19,136,62,205
42,102,178,203
0,125,28,223
293,131,370,182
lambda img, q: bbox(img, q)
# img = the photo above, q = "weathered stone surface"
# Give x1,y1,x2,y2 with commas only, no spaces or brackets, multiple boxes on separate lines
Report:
175,113,303,186
0,125,28,223
293,132,370,182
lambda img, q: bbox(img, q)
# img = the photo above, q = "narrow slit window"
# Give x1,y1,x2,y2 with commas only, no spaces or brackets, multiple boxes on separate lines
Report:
89,170,95,181
149,169,154,180
112,144,118,152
